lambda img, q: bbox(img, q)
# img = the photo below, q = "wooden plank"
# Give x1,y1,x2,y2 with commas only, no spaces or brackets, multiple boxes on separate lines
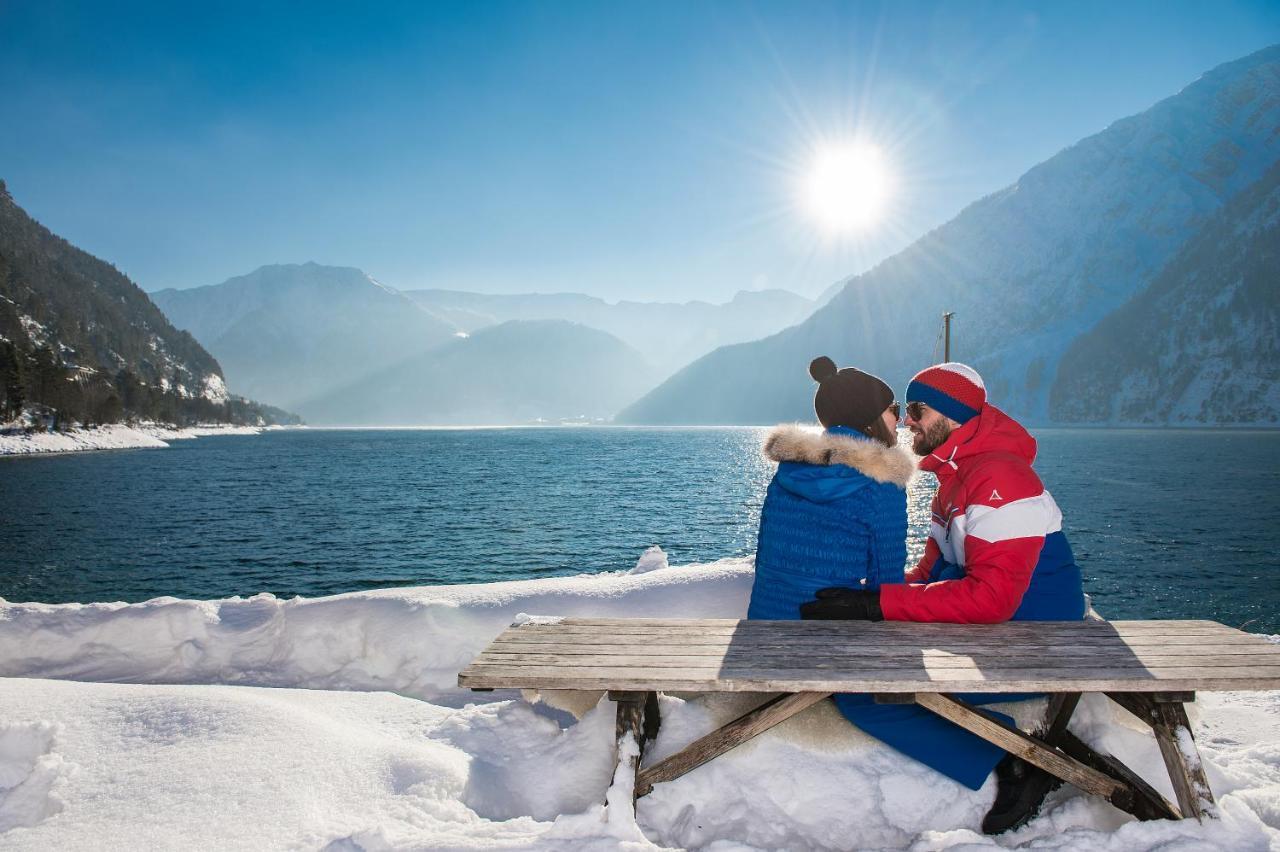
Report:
468,651,1280,670
481,633,1278,652
464,657,1280,675
1108,691,1158,724
1152,692,1196,703
460,619,1280,692
477,636,1278,657
485,633,1276,650
914,694,1125,799
502,622,1245,641
634,692,831,798
513,618,1232,631
1056,730,1180,821
458,665,1280,693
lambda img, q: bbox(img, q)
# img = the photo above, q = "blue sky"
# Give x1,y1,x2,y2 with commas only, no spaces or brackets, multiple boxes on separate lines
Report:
2,1,1277,301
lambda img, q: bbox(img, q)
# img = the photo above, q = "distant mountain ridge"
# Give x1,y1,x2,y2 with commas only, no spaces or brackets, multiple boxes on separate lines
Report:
151,263,816,423
0,180,286,427
404,286,815,378
300,319,655,425
619,44,1280,426
151,263,457,410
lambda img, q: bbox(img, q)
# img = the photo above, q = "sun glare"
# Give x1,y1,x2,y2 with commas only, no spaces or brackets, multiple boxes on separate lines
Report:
804,144,893,233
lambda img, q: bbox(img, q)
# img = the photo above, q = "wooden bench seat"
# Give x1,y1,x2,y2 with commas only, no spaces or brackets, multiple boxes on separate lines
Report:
459,618,1280,824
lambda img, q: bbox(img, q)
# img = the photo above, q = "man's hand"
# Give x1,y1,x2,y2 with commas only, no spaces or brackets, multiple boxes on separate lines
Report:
799,586,884,621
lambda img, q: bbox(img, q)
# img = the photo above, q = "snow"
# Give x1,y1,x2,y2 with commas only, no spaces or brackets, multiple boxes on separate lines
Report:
16,315,49,348
630,545,671,575
0,423,264,456
201,373,231,404
0,560,1277,850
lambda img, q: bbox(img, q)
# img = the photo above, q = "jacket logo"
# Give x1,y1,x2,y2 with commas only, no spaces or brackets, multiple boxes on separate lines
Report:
989,489,1004,501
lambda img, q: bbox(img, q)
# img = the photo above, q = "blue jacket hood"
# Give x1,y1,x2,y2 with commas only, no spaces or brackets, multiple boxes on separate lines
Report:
764,424,916,504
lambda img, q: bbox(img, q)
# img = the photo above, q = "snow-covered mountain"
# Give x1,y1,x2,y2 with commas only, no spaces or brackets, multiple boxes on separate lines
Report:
1051,161,1280,424
620,45,1280,425
299,319,655,425
151,263,457,410
404,287,815,378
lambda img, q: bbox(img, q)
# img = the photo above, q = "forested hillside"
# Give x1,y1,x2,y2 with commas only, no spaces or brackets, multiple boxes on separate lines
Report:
0,180,294,428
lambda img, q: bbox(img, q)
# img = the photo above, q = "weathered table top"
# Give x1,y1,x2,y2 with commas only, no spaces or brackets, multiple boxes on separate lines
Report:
458,618,1280,694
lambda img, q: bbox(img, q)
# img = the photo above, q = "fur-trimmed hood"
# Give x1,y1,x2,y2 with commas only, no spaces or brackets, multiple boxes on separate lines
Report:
764,424,916,488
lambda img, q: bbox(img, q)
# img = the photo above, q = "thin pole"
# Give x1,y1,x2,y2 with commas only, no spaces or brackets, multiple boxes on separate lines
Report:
943,312,954,361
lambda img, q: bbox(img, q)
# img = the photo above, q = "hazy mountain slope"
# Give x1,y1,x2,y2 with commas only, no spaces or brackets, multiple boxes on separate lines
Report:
620,45,1280,425
404,287,814,377
1051,161,1280,424
299,319,655,425
0,180,286,425
152,263,457,410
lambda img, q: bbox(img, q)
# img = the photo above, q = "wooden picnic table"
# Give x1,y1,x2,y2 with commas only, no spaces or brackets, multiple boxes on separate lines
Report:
458,618,1280,823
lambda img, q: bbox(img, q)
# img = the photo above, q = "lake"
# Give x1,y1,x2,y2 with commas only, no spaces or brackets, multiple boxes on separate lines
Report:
2,427,1277,632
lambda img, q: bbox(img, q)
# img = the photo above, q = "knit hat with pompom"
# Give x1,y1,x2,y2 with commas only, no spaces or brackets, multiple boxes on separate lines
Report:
905,362,986,424
809,356,895,430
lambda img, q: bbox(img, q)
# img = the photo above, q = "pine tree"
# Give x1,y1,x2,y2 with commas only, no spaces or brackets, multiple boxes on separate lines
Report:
0,341,24,420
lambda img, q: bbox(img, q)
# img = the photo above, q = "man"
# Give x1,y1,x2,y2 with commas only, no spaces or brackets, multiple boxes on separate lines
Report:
801,362,1086,833
886,361,1085,624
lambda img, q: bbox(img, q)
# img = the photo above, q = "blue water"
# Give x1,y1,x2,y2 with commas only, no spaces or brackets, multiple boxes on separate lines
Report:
1,428,1277,632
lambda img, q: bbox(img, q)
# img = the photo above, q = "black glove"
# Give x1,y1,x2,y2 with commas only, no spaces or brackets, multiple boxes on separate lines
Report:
799,586,883,621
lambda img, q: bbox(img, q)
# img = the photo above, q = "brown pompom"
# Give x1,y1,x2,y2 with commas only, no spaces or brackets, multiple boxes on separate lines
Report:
809,355,838,383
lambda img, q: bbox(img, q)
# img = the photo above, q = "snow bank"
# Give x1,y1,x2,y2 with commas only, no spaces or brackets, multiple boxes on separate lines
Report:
1,558,1278,850
0,423,264,455
0,558,754,701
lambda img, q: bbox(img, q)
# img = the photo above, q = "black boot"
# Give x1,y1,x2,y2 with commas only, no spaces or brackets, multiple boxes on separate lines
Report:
981,754,1063,835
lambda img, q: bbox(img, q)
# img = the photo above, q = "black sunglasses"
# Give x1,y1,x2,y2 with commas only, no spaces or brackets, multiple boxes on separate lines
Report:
887,402,901,421
905,401,930,422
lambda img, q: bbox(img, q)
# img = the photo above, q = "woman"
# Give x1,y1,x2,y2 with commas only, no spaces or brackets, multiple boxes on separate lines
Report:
748,356,912,620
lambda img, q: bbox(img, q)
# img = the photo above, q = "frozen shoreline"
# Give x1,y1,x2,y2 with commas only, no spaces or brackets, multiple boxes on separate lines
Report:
0,423,272,456
1,553,1277,849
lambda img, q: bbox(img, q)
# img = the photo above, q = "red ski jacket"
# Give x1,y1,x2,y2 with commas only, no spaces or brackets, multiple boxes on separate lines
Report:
879,404,1076,623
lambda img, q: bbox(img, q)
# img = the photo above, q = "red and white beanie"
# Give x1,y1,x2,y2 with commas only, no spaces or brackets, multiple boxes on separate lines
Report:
905,362,986,424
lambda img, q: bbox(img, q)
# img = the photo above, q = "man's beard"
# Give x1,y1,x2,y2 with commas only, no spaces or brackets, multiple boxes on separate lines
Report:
912,418,953,456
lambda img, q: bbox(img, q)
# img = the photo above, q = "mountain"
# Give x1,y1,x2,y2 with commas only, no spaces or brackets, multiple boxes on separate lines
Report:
151,263,457,410
619,46,1280,426
403,287,815,378
299,319,655,425
0,180,287,427
1050,161,1280,424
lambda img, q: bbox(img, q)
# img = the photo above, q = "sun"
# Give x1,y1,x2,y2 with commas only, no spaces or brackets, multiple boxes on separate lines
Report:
804,143,893,233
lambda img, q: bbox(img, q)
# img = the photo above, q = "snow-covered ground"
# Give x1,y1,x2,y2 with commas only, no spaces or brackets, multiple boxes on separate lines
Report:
0,423,268,456
1,554,1277,850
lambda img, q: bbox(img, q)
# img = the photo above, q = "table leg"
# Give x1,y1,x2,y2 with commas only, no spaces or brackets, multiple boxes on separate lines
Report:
607,691,652,815
1041,692,1081,742
914,694,1126,802
1056,729,1179,820
1106,693,1216,821
635,691,831,798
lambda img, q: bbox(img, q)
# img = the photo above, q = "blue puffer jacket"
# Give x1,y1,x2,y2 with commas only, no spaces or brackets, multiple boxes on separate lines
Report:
748,425,915,619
